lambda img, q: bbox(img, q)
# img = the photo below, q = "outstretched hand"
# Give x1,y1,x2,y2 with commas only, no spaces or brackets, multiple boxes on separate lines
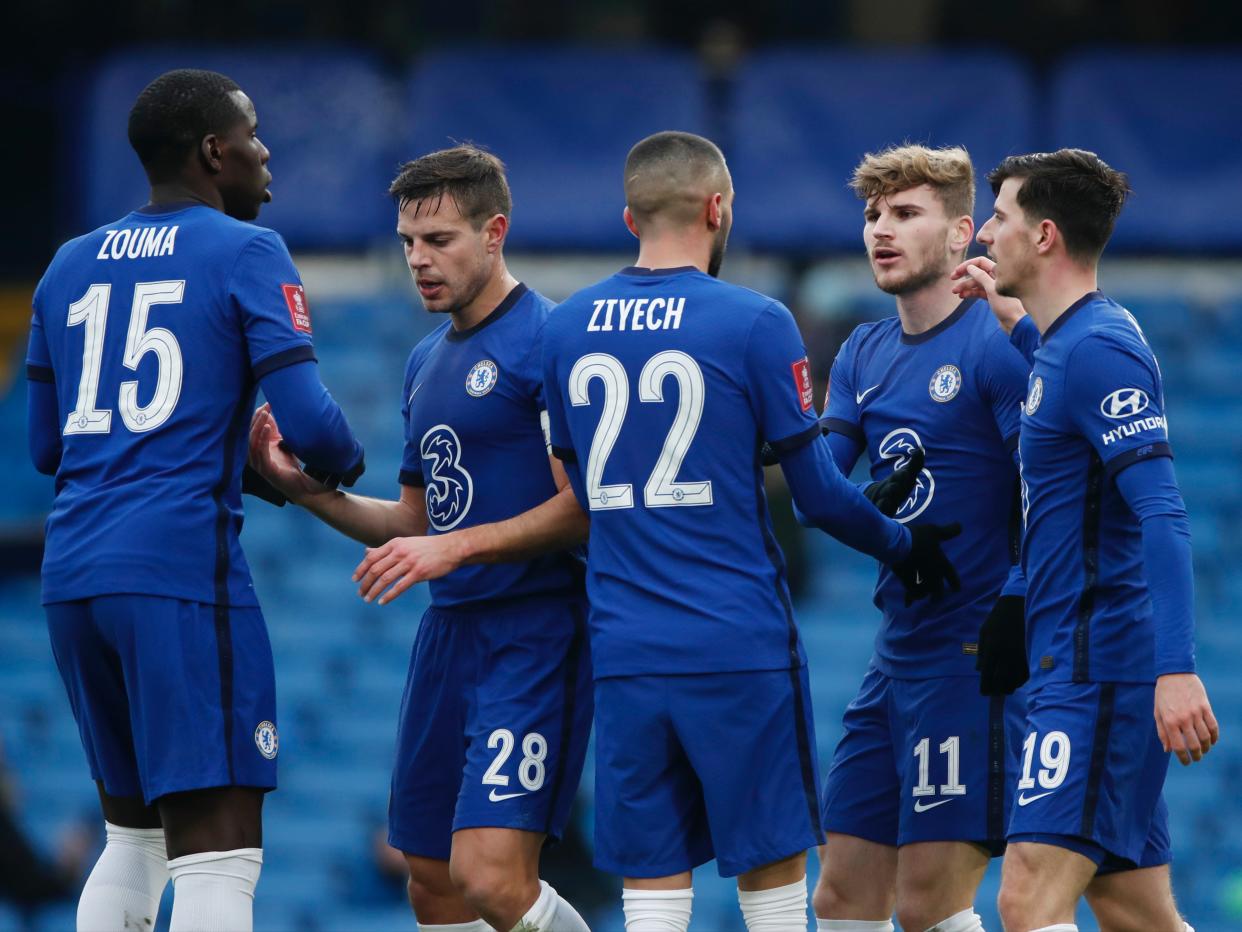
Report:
950,257,1027,334
247,403,329,504
353,535,465,606
892,522,962,606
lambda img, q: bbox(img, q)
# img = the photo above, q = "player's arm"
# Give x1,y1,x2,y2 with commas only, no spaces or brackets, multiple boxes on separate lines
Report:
258,361,364,483
248,403,424,545
951,256,1039,363
1115,457,1218,766
24,299,62,476
352,454,589,605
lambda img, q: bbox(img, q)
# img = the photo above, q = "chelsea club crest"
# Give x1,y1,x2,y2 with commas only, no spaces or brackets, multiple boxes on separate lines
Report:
466,359,499,397
254,721,278,760
1025,376,1044,415
928,364,962,403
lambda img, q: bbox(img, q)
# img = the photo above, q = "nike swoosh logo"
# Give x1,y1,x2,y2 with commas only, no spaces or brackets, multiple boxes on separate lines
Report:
1017,791,1054,806
856,384,880,405
408,382,422,407
488,789,528,802
913,798,954,813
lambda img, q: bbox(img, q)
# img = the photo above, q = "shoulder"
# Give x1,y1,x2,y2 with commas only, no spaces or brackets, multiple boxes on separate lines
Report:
405,321,451,378
838,316,899,361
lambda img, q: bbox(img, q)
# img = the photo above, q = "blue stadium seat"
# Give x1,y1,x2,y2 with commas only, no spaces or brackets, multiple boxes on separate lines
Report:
1050,51,1242,251
405,46,708,250
81,46,399,248
730,49,1036,251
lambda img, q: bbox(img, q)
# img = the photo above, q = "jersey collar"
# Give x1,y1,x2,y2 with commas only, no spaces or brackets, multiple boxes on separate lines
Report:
1042,290,1103,343
445,282,529,342
618,265,701,277
899,297,976,345
134,200,208,216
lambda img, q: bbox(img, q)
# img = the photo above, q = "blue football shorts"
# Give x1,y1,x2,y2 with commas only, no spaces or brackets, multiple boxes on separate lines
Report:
592,665,822,878
1007,680,1171,871
46,595,278,805
823,663,1026,854
387,595,592,859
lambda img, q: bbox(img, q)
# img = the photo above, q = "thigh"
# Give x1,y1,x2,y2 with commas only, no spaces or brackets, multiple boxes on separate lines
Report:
1008,681,1168,865
389,608,468,860
592,675,712,879
158,785,264,859
894,676,1018,854
1085,863,1181,932
675,666,822,878
46,599,143,799
821,666,900,848
455,599,592,844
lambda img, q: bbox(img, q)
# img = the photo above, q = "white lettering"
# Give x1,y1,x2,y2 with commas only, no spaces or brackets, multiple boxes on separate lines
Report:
616,299,635,330
110,229,132,259
663,297,685,330
601,299,617,331
97,230,118,260
158,225,178,256
127,227,150,259
1101,415,1166,446
632,298,648,331
647,297,665,329
587,299,606,332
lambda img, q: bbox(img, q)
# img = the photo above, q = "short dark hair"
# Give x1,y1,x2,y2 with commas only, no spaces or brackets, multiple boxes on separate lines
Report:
128,69,246,180
388,146,512,227
988,149,1131,263
624,131,729,226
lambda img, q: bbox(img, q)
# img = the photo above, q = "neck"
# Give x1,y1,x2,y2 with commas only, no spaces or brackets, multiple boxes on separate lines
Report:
894,274,965,336
1019,260,1099,334
634,229,711,275
148,179,222,212
451,261,519,331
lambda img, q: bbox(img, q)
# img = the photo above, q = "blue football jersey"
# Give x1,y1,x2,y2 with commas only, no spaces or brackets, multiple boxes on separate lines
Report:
542,266,825,679
399,284,584,610
1020,291,1172,686
26,204,320,606
822,299,1029,678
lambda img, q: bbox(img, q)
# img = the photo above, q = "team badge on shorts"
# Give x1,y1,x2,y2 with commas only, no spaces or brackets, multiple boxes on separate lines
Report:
254,721,279,760
466,360,499,397
1025,376,1044,415
929,364,962,403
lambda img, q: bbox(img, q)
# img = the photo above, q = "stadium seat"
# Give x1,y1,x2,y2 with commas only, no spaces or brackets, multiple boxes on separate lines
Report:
81,46,399,248
1050,50,1242,251
729,48,1036,251
404,46,708,250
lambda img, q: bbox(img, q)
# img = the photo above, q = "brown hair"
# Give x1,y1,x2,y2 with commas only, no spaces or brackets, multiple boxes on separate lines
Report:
624,131,730,228
851,144,975,219
988,149,1131,263
388,145,512,228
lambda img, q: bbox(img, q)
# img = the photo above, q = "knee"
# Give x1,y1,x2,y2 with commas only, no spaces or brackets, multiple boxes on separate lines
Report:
997,878,1036,931
813,870,889,920
449,857,529,921
405,859,455,913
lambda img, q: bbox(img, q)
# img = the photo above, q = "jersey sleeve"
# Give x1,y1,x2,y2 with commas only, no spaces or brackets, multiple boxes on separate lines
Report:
1009,314,1040,365
742,301,822,459
981,328,1030,453
821,329,863,445
399,349,426,488
25,282,54,383
229,232,318,380
1064,333,1171,480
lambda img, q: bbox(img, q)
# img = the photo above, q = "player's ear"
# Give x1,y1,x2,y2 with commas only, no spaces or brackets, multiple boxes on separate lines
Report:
483,213,508,253
951,214,974,254
1034,219,1058,256
623,206,640,239
199,133,224,174
707,192,723,231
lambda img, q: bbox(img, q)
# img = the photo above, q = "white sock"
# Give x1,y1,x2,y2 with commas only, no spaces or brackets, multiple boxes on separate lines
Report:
419,922,495,932
512,880,590,932
925,907,984,932
167,848,262,932
1184,924,1194,932
816,919,894,931
1029,926,1077,931
622,887,693,932
76,822,169,932
738,878,808,932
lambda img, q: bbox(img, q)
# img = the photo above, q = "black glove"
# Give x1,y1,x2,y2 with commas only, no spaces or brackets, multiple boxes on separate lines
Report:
891,522,962,606
241,464,287,507
864,447,925,517
976,594,1029,696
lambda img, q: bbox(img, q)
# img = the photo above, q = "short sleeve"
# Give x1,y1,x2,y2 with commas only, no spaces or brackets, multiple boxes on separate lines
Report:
743,302,821,458
25,290,53,383
230,232,317,380
821,330,862,444
399,351,425,488
1065,334,1171,480
1010,314,1040,364
541,319,574,464
981,328,1031,452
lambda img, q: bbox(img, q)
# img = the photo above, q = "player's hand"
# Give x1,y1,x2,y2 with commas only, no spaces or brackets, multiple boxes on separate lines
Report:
864,447,924,518
950,257,1027,334
1155,673,1219,766
352,534,466,605
891,523,961,605
248,403,329,505
975,595,1029,696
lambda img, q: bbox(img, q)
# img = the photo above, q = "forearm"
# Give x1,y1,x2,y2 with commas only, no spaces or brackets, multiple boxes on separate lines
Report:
447,484,589,566
299,488,424,547
261,362,363,479
792,429,862,528
26,378,62,475
781,434,909,563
